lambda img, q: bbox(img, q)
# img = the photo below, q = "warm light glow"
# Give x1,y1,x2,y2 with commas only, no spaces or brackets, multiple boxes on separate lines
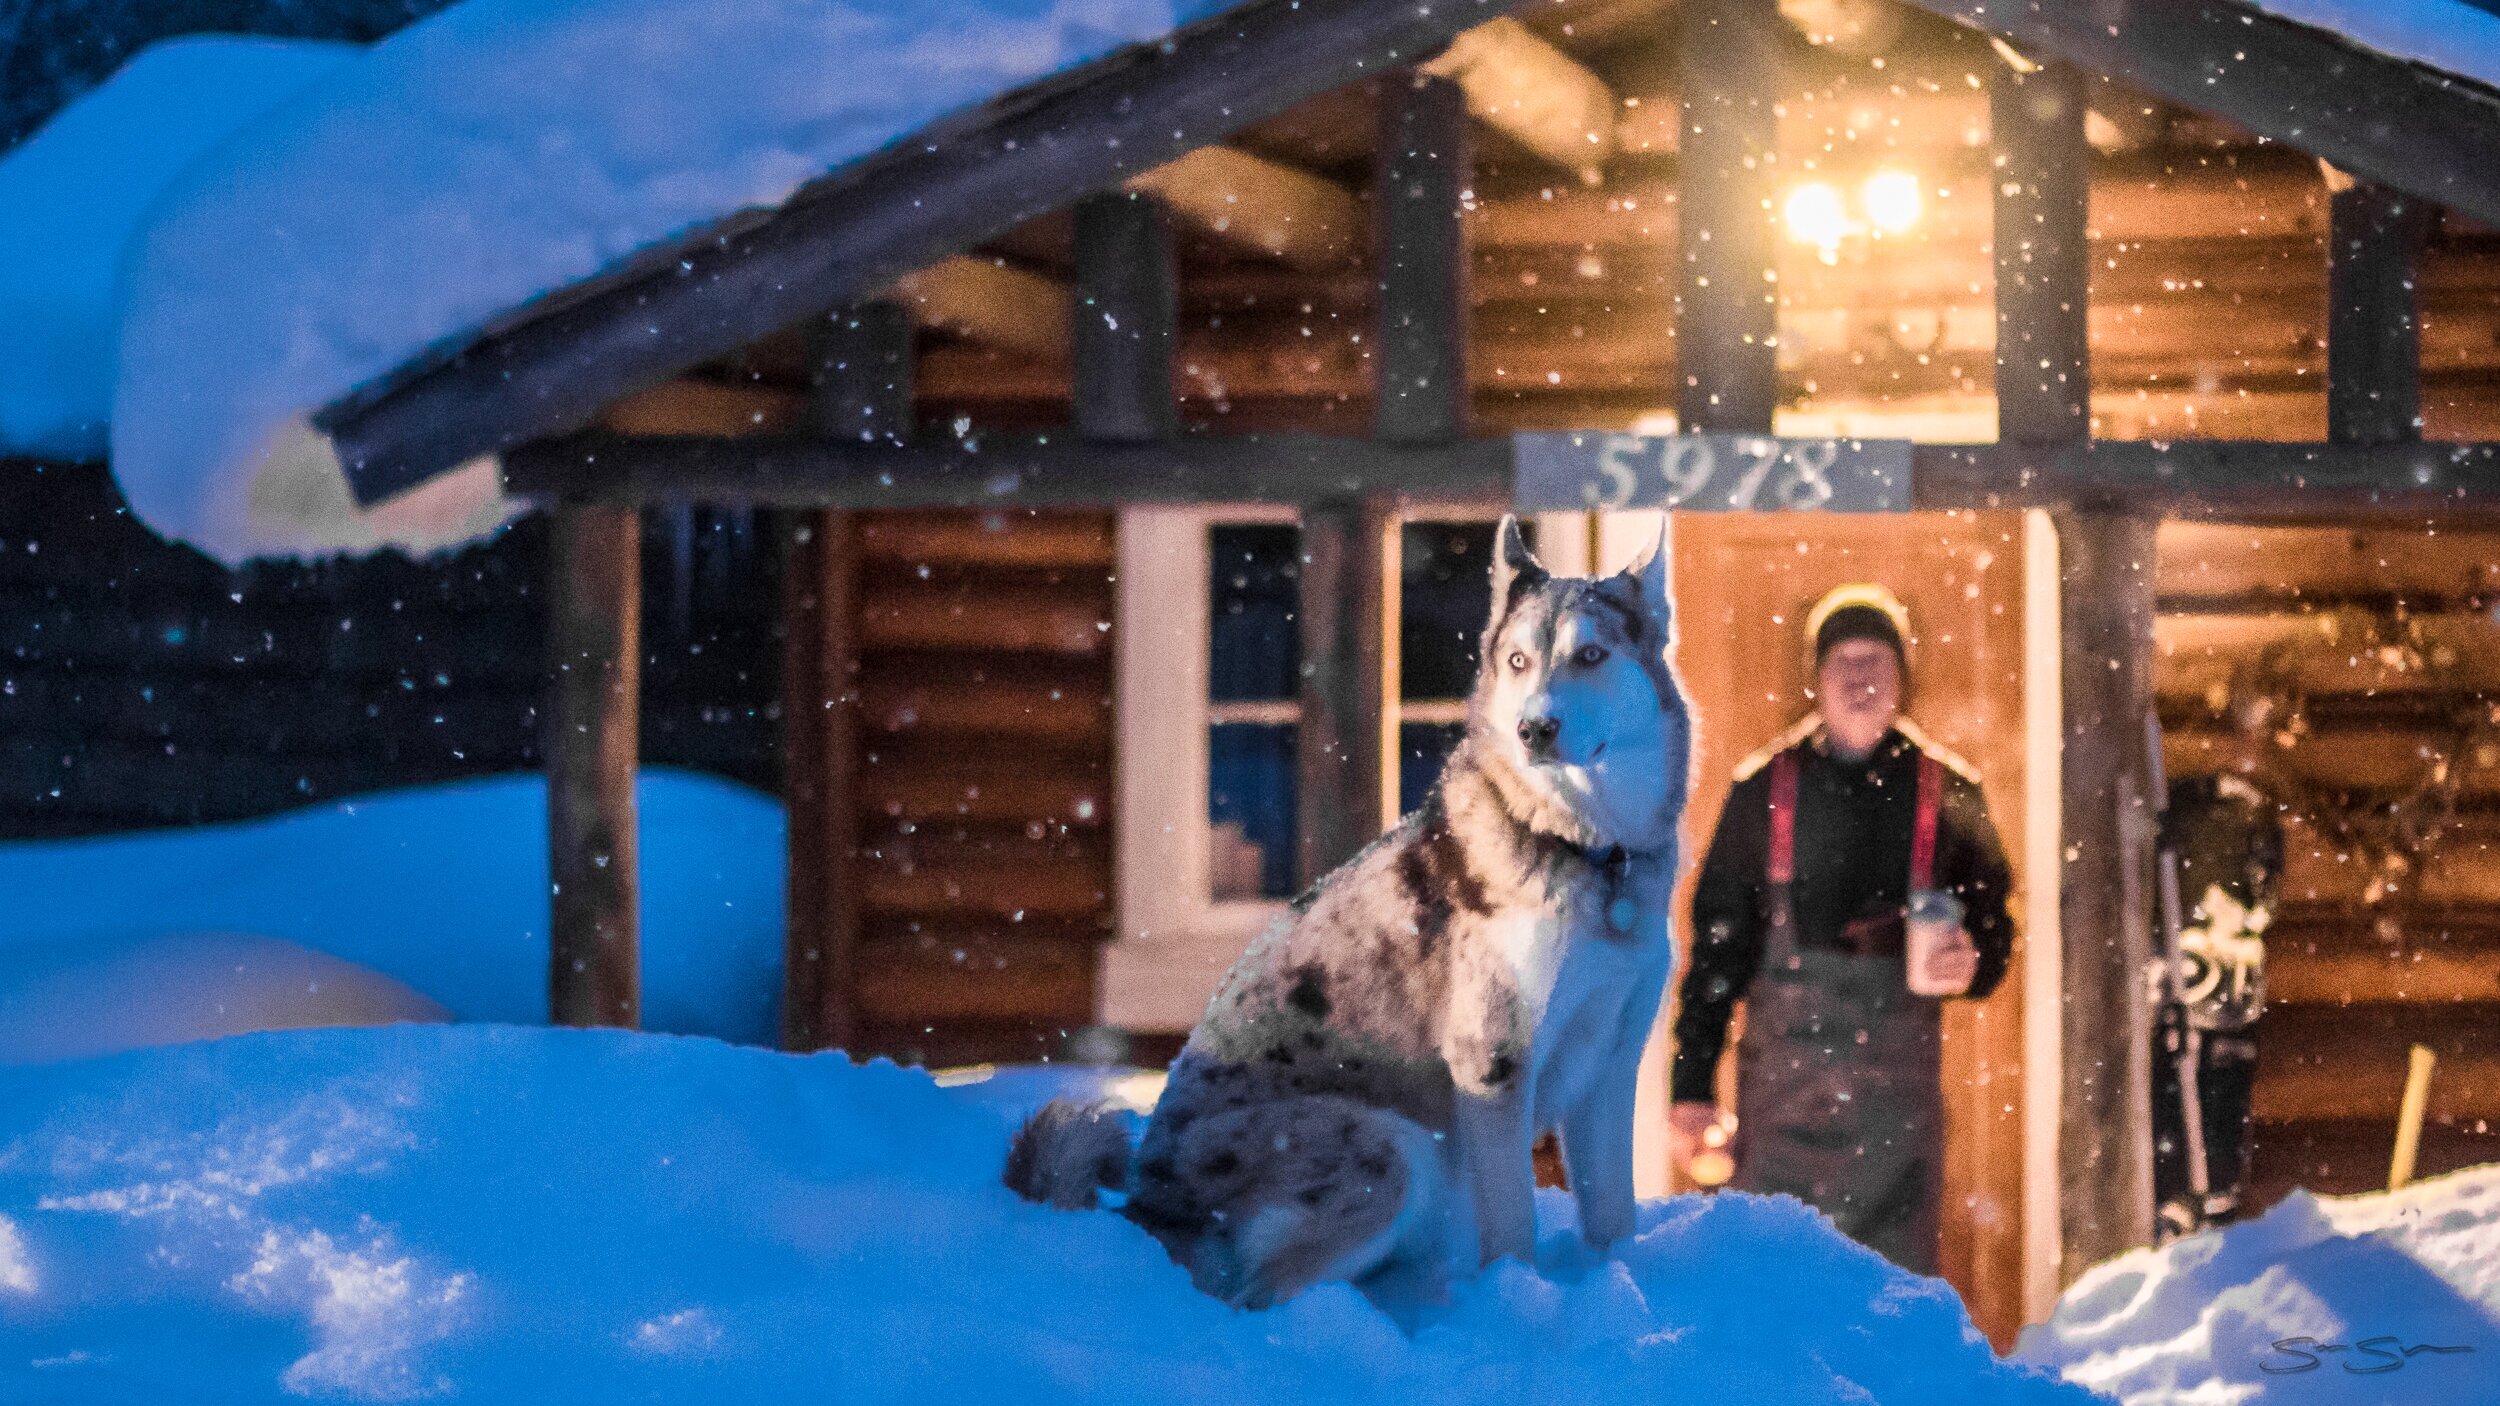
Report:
1782,181,1849,253
1862,168,1923,233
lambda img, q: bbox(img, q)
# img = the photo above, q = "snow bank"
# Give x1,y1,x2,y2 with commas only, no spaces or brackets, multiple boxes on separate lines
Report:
0,769,783,1050
109,0,1231,564
0,37,352,461
2019,1165,2500,1404
0,1024,2093,1404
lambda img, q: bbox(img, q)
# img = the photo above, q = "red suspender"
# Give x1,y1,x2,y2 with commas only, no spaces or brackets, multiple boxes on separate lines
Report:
1767,748,1799,931
1910,753,1943,892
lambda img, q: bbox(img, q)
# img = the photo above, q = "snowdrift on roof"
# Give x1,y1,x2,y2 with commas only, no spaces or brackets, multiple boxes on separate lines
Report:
104,0,1237,564
0,36,352,462
0,1023,2095,1404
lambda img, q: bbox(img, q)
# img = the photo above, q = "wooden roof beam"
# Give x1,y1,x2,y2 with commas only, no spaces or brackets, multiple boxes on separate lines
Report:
1125,146,1363,270
1422,16,1620,183
886,256,1072,363
1899,0,2500,230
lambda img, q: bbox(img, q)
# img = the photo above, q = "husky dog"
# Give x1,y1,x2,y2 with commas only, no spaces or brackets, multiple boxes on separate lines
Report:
1006,517,1690,1308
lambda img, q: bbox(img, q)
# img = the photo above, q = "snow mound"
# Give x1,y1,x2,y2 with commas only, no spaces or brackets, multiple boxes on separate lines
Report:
0,1024,2095,1404
2018,1164,2500,1404
0,769,784,1049
0,931,448,1064
0,36,353,462
108,0,1229,564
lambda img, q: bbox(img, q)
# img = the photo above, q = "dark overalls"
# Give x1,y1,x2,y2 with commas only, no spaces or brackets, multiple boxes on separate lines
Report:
1732,747,1945,1271
1675,727,2016,1276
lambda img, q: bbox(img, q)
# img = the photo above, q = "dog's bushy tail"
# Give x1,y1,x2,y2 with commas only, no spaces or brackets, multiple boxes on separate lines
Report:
1004,1098,1132,1209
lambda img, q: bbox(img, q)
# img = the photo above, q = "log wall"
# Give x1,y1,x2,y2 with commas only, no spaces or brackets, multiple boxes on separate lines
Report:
2154,521,2500,1207
841,510,1118,1067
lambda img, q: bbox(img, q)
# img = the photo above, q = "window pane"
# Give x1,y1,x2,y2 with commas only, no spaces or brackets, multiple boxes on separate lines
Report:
1401,520,1531,701
1209,723,1298,900
1209,525,1301,703
1399,721,1467,815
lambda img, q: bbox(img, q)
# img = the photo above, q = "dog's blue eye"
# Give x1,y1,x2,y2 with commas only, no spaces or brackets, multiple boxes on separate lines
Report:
1576,645,1607,666
1506,651,1529,672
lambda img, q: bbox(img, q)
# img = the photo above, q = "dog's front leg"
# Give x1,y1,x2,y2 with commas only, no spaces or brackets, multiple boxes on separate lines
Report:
1454,1083,1537,1267
1561,1042,1640,1251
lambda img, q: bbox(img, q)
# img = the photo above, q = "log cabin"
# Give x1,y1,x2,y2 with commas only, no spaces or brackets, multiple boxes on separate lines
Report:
65,0,2500,1346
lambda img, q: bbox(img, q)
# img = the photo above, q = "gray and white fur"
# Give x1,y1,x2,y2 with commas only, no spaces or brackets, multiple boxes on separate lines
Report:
1006,517,1691,1308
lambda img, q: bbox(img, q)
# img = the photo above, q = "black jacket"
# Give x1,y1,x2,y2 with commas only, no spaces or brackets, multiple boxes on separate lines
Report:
1670,724,2015,1104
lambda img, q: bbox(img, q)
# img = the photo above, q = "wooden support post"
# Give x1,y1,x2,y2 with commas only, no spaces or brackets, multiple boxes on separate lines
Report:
1997,55,2158,1276
1678,0,1782,433
546,502,642,1029
781,303,906,1052
1296,497,1401,886
1377,73,1471,444
1074,193,1180,442
2327,180,2429,447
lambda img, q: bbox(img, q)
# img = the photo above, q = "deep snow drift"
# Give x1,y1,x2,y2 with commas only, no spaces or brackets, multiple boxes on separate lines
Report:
0,1024,2092,1405
2019,1164,2500,1404
0,770,783,1053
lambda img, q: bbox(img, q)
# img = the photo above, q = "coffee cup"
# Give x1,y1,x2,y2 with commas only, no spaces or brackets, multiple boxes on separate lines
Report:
1905,888,1968,996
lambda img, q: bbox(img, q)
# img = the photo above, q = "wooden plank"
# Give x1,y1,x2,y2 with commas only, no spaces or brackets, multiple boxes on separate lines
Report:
2158,609,2500,703
545,503,641,1029
1677,0,1782,433
2328,181,2431,447
856,512,1115,570
2054,509,2162,1274
508,431,2500,519
318,0,1512,504
1295,495,1400,884
854,924,1101,1025
1376,73,1471,444
2156,523,2500,604
1419,16,1617,181
2268,948,2500,1006
857,659,1109,743
858,579,1114,656
861,751,1107,827
1994,60,2092,445
2165,726,2500,801
1125,146,1362,271
1074,194,1180,442
1896,0,2500,234
889,256,1073,363
782,303,904,1053
2252,1005,2500,1122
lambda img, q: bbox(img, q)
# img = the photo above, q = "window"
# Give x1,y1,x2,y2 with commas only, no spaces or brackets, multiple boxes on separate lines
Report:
1106,506,1582,1031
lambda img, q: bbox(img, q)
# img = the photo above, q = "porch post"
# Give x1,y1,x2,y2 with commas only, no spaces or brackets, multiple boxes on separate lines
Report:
546,502,642,1028
781,302,908,1051
1678,0,1782,434
1995,54,2158,1278
2327,179,2429,446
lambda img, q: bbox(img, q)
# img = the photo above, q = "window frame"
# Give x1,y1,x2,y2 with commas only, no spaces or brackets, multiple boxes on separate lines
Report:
1104,503,1597,1031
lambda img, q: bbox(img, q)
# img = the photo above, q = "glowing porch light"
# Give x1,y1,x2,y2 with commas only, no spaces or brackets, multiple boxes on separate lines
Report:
1862,168,1923,234
1782,181,1849,258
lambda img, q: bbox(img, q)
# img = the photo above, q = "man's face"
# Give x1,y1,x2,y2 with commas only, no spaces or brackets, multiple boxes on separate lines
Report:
1817,637,1902,749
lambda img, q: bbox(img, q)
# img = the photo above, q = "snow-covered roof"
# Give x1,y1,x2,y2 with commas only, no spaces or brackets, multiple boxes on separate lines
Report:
11,0,2500,563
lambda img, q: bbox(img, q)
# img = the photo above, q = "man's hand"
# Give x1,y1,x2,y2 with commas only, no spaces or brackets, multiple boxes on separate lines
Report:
1668,1100,1726,1183
1923,926,1980,996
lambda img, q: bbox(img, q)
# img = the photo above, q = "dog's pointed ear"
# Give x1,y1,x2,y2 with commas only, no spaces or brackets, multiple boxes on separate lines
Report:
1618,516,1672,626
1489,514,1549,609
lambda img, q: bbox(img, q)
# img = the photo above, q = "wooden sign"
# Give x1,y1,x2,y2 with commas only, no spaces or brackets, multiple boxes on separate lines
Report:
1512,432,1914,513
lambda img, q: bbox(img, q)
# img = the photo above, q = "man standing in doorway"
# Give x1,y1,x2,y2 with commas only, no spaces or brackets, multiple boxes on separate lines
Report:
1668,583,2015,1274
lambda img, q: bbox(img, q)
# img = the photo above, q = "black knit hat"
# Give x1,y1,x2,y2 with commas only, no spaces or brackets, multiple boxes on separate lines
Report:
1806,583,1910,672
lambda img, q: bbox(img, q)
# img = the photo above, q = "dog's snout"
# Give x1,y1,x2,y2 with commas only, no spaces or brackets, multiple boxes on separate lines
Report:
1517,715,1561,754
